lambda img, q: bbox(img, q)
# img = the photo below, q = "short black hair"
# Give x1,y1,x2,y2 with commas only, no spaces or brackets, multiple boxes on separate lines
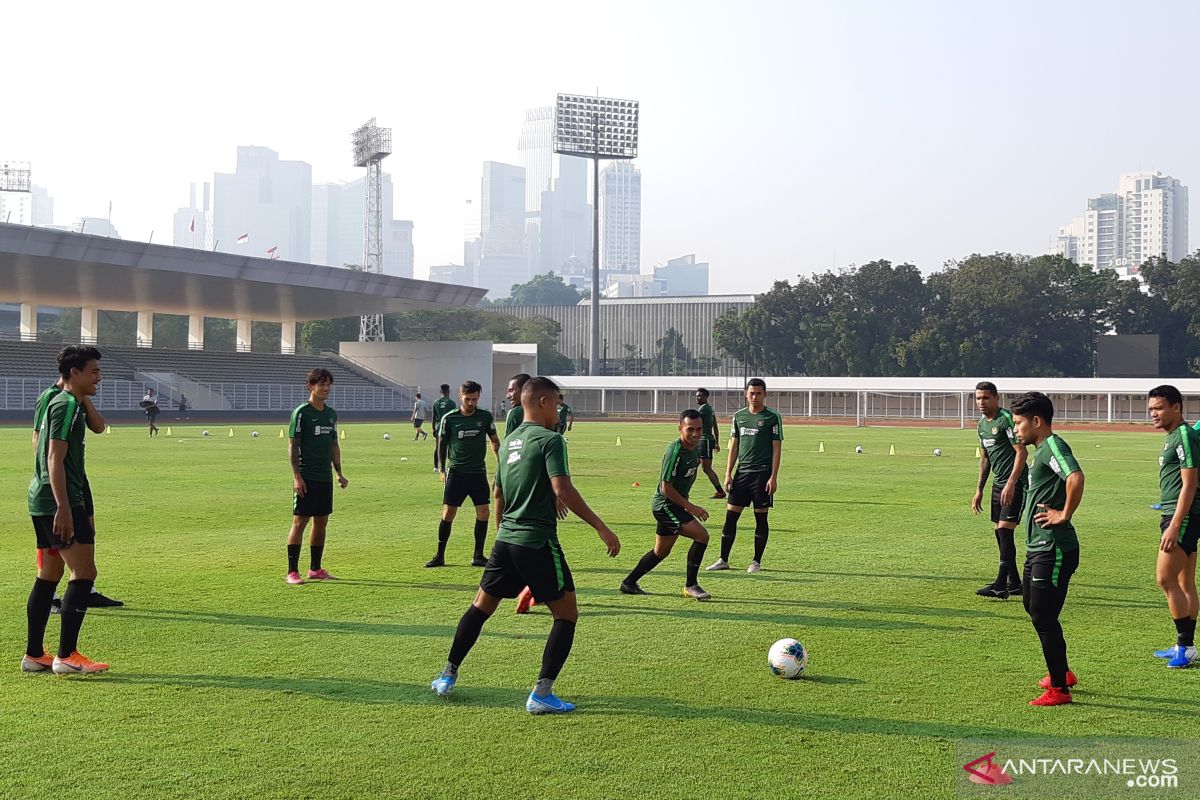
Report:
746,378,766,391
521,376,560,405
57,345,101,380
1011,391,1054,424
440,383,451,393
415,392,422,398
511,373,532,389
460,380,481,395
696,387,709,397
975,381,998,395
306,368,334,386
680,409,702,423
1149,385,1183,408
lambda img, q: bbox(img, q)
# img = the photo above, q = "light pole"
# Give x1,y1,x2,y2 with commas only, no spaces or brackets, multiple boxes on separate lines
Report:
352,118,392,342
553,94,639,375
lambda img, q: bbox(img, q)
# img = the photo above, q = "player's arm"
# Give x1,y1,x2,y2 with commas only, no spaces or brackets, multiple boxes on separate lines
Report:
1035,470,1085,528
551,475,620,556
567,408,574,431
724,435,739,489
1000,444,1028,507
288,441,306,497
488,433,500,459
437,429,450,474
332,440,348,488
766,439,782,495
661,480,708,521
712,418,720,453
80,394,106,434
971,449,989,514
47,439,75,540
1163,465,1198,552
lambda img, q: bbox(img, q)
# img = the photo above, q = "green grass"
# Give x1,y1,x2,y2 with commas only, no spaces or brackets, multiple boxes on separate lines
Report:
0,421,1195,799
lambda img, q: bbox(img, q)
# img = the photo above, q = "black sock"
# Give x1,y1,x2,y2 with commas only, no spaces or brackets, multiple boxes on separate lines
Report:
538,618,577,684
26,577,57,658
57,578,93,658
686,539,708,586
753,513,770,562
720,510,741,561
310,545,324,571
1175,616,1197,648
473,519,488,558
624,550,664,585
287,544,300,573
995,528,1018,586
437,520,452,558
447,604,491,668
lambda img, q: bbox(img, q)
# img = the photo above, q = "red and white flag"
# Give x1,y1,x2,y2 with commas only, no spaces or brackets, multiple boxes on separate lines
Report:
236,233,249,244
266,245,278,257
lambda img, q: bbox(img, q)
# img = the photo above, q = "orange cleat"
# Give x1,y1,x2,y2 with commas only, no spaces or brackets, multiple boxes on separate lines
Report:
1028,686,1072,706
52,651,109,675
515,586,536,614
1038,670,1077,690
20,649,54,673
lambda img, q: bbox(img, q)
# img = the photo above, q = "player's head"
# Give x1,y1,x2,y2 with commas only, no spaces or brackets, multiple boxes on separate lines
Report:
415,392,422,399
679,408,704,447
459,380,482,413
520,376,560,428
307,368,333,401
58,345,102,395
745,378,766,408
695,388,709,404
440,383,451,396
974,381,999,416
507,373,532,404
1011,391,1054,445
1148,385,1184,430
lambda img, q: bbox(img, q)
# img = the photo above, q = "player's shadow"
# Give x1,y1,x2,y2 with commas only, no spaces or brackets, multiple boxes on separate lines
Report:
1067,594,1161,609
702,595,1007,620
784,498,915,506
581,602,969,632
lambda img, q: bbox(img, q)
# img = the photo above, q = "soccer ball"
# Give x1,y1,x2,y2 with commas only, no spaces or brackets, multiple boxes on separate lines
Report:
251,431,260,438
383,433,391,440
933,448,942,457
854,446,863,454
768,638,808,679
202,430,210,437
400,457,408,462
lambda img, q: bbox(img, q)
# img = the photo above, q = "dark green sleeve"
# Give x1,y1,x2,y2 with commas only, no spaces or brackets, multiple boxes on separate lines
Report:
544,436,569,478
659,443,679,483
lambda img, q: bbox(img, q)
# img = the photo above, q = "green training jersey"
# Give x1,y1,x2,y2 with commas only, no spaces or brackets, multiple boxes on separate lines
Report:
1158,423,1199,515
978,409,1026,486
495,422,569,548
1194,420,1200,434
288,402,338,482
557,403,571,430
28,390,89,515
33,385,62,431
505,405,524,436
731,406,784,473
439,409,497,474
652,439,700,513
1023,434,1081,553
697,402,717,445
432,396,457,428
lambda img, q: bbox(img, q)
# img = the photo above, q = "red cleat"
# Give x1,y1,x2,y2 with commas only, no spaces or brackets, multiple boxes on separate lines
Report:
1029,686,1072,706
515,586,535,614
1038,670,1077,689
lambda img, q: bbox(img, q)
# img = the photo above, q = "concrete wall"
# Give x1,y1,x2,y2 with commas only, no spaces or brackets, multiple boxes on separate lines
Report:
339,341,495,408
491,343,539,415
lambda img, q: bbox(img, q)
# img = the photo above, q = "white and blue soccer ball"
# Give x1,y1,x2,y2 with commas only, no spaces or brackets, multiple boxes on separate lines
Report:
768,638,808,679
855,445,864,454
202,430,210,437
251,431,260,438
933,448,942,457
383,433,391,440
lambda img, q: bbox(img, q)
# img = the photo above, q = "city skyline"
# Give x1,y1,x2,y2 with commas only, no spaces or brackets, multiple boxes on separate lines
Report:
3,1,1200,294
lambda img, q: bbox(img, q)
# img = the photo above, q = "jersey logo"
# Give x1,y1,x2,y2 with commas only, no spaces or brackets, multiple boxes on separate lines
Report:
506,450,522,465
740,426,758,437
1160,456,1166,467
991,427,998,435
685,467,697,478
1177,446,1186,461
757,420,765,427
314,425,334,436
982,438,996,448
1049,457,1062,475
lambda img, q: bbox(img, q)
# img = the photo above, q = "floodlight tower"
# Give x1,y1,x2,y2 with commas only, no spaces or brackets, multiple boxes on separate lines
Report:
553,94,639,375
0,161,32,193
352,118,392,342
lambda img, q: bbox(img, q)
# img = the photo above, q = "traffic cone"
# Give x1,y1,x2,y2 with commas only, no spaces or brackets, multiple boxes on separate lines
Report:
165,427,172,436
340,428,346,440
228,428,234,437
889,444,895,456
278,428,284,438
615,436,622,446
104,425,112,435
818,441,824,453
975,447,982,458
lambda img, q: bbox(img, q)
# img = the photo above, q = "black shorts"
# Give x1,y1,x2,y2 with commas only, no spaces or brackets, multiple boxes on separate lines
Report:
480,539,575,604
653,504,696,536
697,437,714,460
729,471,772,510
444,471,490,508
1023,546,1079,592
413,418,425,429
294,480,334,518
991,480,1025,524
32,506,95,550
1161,514,1200,555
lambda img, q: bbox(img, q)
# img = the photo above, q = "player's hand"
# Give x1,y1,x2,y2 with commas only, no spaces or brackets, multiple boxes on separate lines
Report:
556,497,569,520
713,443,720,454
723,476,733,493
766,476,778,495
1161,526,1178,552
338,474,349,489
1033,503,1067,528
439,470,446,484
971,492,983,515
596,525,620,557
689,504,710,522
53,507,74,541
293,476,307,497
1000,482,1015,508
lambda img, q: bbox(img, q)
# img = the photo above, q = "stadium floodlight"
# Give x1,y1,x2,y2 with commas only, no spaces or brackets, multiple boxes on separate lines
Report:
554,93,639,375
0,161,33,193
351,118,392,343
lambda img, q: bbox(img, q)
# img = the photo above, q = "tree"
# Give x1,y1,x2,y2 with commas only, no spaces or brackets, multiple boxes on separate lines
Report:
492,272,585,306
653,327,698,375
1123,256,1200,376
299,317,359,353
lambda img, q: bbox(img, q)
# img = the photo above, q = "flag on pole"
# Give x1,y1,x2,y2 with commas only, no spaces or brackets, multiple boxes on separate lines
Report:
266,245,278,258
236,233,249,244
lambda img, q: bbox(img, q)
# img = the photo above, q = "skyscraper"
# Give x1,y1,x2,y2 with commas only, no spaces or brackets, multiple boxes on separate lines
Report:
0,186,52,227
538,154,592,276
311,174,415,277
173,182,212,249
600,161,641,276
474,161,527,299
518,107,554,221
213,146,312,261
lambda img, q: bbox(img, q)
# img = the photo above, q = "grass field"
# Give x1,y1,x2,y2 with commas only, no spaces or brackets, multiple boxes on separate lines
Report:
1,420,1196,799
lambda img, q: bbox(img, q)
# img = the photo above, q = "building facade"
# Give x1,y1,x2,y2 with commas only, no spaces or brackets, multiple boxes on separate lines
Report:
474,161,527,299
311,175,414,277
213,146,312,262
600,161,641,276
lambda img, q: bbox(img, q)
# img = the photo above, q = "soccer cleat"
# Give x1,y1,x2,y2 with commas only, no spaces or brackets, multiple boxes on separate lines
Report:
306,568,337,580
470,555,488,567
52,651,109,675
1005,583,1022,597
430,673,456,697
50,597,62,615
747,561,762,574
424,556,446,568
285,571,305,585
705,558,730,571
619,581,648,595
21,651,54,673
1028,686,1072,706
1154,646,1177,658
1166,645,1196,669
525,691,575,714
88,591,124,608
683,584,711,601
1038,670,1078,689
711,492,727,500
976,584,1009,599
515,586,535,614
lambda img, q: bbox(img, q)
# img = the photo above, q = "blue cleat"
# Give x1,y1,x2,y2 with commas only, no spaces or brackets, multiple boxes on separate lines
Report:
1154,646,1176,659
525,691,575,715
431,673,457,697
1166,646,1196,669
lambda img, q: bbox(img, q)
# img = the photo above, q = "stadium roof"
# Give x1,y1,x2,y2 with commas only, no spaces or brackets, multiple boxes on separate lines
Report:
0,223,486,322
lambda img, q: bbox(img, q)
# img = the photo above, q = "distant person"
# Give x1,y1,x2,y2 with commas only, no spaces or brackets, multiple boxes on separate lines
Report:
284,369,349,585
503,374,532,436
971,382,1028,600
411,393,429,441
555,394,574,435
431,384,458,472
140,388,161,437
693,388,725,499
177,394,189,419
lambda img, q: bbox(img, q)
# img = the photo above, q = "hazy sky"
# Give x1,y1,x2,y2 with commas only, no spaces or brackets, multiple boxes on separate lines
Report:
5,0,1199,294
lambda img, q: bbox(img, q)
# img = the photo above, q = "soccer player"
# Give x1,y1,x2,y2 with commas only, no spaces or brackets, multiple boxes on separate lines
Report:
430,377,620,714
707,378,783,573
431,384,458,472
620,409,712,600
555,394,574,435
32,379,123,611
426,380,500,568
140,387,161,436
971,382,1028,599
23,345,110,674
285,369,349,585
1147,385,1199,668
504,373,532,435
411,392,429,441
694,388,725,498
1011,392,1083,706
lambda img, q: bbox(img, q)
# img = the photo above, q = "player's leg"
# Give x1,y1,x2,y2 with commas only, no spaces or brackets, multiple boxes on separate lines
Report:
85,500,122,608
23,533,64,671
470,500,490,567
678,519,712,599
701,458,724,497
306,515,332,579
286,514,310,584
747,473,772,572
978,485,1010,597
432,587,503,696
621,514,677,594
428,502,458,568
1028,548,1078,704
1156,544,1197,667
526,541,578,713
432,433,440,470
52,527,108,674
